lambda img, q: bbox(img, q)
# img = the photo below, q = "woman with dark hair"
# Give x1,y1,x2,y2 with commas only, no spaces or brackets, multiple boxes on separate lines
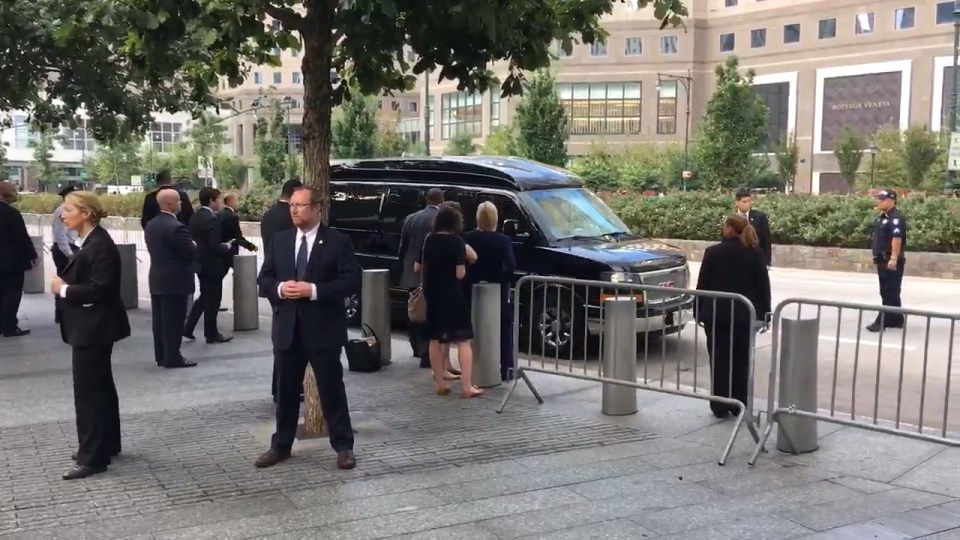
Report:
695,213,771,419
415,206,482,398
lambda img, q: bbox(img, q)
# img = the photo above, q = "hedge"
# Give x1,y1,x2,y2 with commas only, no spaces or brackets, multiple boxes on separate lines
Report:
602,192,960,253
14,188,960,253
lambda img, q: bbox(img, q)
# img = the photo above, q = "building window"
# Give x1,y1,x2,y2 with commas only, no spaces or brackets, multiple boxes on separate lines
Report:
783,23,801,44
750,28,766,48
719,33,736,52
408,101,418,113
819,18,837,39
292,72,302,84
660,35,678,55
554,40,572,58
391,101,401,112
590,41,607,56
725,0,737,5
273,72,282,84
856,12,875,34
624,37,642,56
61,120,95,152
12,115,35,149
150,122,183,153
656,80,678,135
556,82,641,135
937,1,955,24
440,92,482,139
254,72,263,84
753,82,789,150
490,92,501,128
894,7,915,29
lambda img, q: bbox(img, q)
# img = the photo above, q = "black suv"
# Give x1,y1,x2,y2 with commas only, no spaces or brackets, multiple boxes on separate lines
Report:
328,156,694,356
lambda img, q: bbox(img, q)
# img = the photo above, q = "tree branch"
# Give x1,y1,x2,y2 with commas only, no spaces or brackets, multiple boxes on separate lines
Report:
264,4,304,31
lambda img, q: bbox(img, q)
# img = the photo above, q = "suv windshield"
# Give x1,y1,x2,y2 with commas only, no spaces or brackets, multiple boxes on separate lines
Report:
520,188,631,241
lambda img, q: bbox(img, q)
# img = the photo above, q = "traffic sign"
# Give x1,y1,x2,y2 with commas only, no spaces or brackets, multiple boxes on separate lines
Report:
682,170,692,179
949,132,960,172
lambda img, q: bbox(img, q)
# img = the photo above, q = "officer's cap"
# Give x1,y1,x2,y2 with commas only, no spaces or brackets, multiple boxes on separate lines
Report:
874,189,897,201
58,184,80,198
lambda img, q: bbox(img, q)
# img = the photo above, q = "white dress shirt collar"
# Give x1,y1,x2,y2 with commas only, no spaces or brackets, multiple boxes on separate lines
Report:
76,225,99,249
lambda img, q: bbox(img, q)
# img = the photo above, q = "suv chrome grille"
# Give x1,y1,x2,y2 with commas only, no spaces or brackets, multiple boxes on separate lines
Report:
636,266,687,304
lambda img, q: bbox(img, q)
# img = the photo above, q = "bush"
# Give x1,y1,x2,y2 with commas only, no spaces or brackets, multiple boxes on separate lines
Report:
236,184,280,221
604,192,960,253
15,192,147,217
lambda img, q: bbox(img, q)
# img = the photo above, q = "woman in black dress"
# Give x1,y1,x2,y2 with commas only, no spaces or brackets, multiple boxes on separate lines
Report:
416,206,483,398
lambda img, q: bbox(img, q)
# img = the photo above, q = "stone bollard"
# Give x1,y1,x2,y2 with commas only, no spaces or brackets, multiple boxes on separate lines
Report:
23,236,45,294
471,283,502,388
232,255,259,331
117,244,138,309
777,317,820,454
601,297,638,416
361,269,392,366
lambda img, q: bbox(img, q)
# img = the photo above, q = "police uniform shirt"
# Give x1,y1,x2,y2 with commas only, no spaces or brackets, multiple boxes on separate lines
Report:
871,207,906,262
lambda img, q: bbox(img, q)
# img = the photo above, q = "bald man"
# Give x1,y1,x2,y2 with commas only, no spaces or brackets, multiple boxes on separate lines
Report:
0,181,37,337
145,189,197,368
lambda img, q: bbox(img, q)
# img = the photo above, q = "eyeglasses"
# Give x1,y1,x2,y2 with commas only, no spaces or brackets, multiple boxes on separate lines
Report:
289,203,317,210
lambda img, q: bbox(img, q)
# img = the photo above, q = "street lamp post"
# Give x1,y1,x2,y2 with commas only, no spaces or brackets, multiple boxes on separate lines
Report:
947,3,960,187
281,96,295,155
656,70,693,191
867,143,877,185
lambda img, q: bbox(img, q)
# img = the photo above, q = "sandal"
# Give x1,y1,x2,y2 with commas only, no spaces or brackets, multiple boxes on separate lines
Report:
462,386,484,399
446,367,462,376
436,387,451,396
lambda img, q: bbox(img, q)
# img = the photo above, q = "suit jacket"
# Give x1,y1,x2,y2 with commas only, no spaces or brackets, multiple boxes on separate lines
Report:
695,238,772,327
189,207,231,277
259,201,293,250
257,225,361,352
218,207,257,260
747,209,772,267
463,230,516,287
145,212,197,296
140,186,193,229
0,201,37,273
398,205,438,288
58,226,131,347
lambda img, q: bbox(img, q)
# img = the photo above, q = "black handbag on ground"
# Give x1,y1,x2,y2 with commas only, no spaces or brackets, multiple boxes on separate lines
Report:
345,324,382,373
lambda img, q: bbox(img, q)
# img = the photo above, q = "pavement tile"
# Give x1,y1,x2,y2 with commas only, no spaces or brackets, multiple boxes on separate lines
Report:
518,518,658,539
892,447,960,498
652,515,813,540
780,486,953,531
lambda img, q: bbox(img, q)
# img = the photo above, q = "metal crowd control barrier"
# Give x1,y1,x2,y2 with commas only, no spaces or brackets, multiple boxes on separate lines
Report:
497,275,763,466
749,298,960,466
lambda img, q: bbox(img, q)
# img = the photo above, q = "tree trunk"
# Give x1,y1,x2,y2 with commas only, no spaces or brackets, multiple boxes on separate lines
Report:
295,10,336,439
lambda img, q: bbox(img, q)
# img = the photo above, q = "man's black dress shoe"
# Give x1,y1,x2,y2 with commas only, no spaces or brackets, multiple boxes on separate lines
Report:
183,333,196,341
219,307,228,312
1,327,30,338
206,334,233,344
62,465,107,480
165,359,198,368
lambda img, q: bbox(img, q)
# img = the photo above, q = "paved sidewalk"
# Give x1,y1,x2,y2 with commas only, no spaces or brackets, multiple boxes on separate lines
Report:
1,294,959,539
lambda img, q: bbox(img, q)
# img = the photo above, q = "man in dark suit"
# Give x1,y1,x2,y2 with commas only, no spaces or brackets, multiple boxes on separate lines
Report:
735,188,772,268
0,181,38,338
146,189,198,368
255,187,361,470
183,187,233,343
260,179,302,401
260,179,303,249
140,170,194,228
397,188,443,367
218,192,258,269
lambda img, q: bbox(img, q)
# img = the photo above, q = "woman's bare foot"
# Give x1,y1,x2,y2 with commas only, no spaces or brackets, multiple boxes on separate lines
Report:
461,385,484,399
432,372,461,382
436,386,451,396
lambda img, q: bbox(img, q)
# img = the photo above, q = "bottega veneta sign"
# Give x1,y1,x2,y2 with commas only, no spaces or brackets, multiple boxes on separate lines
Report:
820,71,902,152
830,100,893,111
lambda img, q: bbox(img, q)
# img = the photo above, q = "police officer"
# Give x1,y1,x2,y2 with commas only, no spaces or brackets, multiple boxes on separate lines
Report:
868,189,906,332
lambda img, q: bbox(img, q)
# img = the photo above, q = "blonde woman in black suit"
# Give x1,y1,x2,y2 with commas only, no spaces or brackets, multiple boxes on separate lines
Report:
50,191,130,480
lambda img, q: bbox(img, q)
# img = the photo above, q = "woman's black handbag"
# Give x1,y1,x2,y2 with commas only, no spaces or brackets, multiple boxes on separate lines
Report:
345,324,382,373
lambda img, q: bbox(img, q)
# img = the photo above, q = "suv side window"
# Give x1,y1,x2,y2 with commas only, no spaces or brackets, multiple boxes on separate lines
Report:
479,193,524,232
329,183,385,232
381,186,423,256
443,188,480,230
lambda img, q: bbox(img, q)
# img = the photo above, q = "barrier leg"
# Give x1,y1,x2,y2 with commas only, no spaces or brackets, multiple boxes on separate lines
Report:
117,244,138,309
777,318,820,454
471,283,502,388
360,269,391,366
233,254,259,331
23,236,45,294
601,298,638,416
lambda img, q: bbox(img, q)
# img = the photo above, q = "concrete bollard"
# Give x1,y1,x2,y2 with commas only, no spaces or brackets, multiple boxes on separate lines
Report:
117,244,138,309
471,283,502,389
777,317,820,454
361,269,391,366
23,236,45,294
601,297,638,416
232,255,259,331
